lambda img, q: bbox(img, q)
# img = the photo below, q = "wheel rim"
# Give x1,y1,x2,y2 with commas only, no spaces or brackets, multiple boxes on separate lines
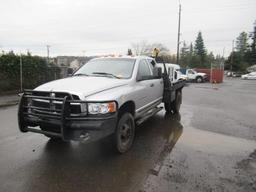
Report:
197,77,202,83
120,119,132,147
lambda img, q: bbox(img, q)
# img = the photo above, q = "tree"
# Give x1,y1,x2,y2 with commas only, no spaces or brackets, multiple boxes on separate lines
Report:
235,32,249,57
147,43,170,56
187,43,194,67
207,52,215,65
225,31,250,72
131,41,148,56
194,31,207,66
224,28,256,71
249,21,256,64
131,41,170,56
0,52,60,91
127,49,133,56
180,42,189,67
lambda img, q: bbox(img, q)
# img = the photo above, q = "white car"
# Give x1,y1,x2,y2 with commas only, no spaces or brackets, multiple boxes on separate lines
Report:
241,72,256,80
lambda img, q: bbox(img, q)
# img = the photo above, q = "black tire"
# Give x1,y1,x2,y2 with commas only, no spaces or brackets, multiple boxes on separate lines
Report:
164,90,182,114
164,102,172,113
196,76,203,83
115,113,135,153
172,91,182,113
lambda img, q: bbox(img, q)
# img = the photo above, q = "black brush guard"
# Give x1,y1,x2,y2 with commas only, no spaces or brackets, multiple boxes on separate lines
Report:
18,90,114,141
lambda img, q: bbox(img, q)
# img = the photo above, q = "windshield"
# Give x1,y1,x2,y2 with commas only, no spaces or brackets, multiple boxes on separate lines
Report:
74,58,136,79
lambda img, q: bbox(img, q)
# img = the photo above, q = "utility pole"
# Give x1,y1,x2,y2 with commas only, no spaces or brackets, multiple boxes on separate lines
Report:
46,45,50,65
20,53,23,92
222,47,225,70
176,3,181,65
231,40,234,72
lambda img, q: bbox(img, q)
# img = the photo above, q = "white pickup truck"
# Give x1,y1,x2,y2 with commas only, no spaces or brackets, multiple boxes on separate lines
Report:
18,56,185,153
181,69,207,83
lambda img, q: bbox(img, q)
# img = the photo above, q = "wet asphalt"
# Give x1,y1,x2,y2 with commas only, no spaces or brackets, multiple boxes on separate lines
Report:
0,78,256,192
142,78,256,192
0,102,182,192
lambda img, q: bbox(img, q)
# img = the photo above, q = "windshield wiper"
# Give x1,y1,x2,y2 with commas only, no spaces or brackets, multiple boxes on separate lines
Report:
92,72,120,79
73,73,89,76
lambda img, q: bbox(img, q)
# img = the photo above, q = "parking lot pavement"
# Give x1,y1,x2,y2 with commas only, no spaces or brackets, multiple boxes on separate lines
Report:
0,105,182,192
0,78,255,192
142,78,256,192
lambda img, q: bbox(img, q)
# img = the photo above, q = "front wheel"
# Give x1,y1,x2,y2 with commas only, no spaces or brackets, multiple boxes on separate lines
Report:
115,113,135,153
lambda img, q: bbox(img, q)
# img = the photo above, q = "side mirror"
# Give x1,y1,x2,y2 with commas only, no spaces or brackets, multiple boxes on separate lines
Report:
153,67,162,78
67,68,74,76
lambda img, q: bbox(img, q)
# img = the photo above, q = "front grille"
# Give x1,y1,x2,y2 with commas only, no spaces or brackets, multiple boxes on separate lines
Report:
31,91,81,115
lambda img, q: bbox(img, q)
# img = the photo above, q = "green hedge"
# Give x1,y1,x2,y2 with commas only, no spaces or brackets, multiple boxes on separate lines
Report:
0,52,60,92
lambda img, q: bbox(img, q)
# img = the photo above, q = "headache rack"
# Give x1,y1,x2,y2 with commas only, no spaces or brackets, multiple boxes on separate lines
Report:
18,90,87,140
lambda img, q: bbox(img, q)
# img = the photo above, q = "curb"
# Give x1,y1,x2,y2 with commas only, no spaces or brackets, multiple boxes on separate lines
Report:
0,100,19,108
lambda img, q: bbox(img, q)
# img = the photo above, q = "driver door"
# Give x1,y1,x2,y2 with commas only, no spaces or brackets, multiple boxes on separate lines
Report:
134,59,155,115
187,69,195,79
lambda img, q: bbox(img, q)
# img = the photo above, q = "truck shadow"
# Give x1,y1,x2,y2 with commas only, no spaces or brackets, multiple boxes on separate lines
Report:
26,110,183,192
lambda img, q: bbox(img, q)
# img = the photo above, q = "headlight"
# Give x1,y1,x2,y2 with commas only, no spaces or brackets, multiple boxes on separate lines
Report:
88,102,116,114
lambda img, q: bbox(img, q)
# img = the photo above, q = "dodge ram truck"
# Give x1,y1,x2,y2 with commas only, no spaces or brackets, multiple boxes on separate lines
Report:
18,56,185,153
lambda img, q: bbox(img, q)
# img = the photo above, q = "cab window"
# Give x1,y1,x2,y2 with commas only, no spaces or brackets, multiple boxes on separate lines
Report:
188,70,194,74
137,59,152,80
147,59,156,73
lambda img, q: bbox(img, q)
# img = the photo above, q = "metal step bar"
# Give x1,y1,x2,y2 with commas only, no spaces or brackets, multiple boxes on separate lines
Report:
136,107,163,125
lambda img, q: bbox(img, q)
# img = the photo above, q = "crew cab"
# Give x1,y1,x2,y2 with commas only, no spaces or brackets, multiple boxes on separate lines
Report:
18,56,185,153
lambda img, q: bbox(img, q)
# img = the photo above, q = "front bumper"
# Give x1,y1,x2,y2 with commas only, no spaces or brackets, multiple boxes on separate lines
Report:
18,90,117,143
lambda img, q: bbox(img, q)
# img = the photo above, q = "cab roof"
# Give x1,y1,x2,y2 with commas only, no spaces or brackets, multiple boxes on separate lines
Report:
91,55,153,61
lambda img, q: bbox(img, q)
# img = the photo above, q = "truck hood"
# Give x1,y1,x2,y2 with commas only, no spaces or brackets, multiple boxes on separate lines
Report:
197,72,207,76
35,76,128,99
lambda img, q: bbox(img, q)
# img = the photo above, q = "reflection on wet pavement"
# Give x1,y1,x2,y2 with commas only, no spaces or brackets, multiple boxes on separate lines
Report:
0,107,183,192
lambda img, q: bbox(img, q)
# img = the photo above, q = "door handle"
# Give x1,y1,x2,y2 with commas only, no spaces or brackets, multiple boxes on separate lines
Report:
150,83,154,87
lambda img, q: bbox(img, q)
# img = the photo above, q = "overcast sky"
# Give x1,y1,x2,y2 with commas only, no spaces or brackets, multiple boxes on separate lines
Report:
0,0,255,57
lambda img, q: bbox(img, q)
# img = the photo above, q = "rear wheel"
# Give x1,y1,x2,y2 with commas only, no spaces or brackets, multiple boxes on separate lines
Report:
172,91,182,113
115,113,135,153
164,90,182,114
164,102,172,113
